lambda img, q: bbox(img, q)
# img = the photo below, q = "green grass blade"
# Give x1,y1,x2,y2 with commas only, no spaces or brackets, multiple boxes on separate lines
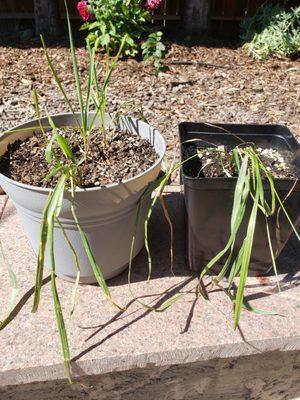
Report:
47,175,67,223
40,35,81,131
69,176,119,308
265,218,280,291
40,175,72,381
64,0,85,132
200,157,250,281
233,155,260,329
32,191,54,313
88,35,127,132
44,165,66,182
230,154,249,229
274,189,300,241
32,89,46,136
48,216,72,383
45,111,59,162
44,114,75,163
32,175,66,313
85,40,95,124
56,135,75,163
56,217,80,322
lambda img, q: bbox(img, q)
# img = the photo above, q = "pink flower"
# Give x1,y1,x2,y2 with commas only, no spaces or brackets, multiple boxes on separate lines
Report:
145,0,162,11
77,1,93,22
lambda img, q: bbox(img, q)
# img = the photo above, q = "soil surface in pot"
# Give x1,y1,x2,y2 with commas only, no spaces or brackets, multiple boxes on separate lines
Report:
183,145,299,180
0,127,158,188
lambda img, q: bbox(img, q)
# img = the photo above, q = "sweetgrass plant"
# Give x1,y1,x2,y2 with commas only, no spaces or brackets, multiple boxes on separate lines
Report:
197,145,299,327
0,1,126,383
129,143,299,328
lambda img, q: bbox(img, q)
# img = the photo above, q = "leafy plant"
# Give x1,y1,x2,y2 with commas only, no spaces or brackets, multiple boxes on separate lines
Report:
78,0,165,69
241,3,300,60
142,32,166,74
0,1,126,383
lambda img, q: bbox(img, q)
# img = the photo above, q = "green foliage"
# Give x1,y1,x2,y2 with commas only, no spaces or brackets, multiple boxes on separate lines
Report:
81,0,165,70
241,3,300,60
82,0,150,56
141,32,166,74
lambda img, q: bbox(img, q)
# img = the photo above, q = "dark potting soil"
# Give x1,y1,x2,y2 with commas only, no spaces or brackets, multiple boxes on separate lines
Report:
0,128,158,188
183,144,299,180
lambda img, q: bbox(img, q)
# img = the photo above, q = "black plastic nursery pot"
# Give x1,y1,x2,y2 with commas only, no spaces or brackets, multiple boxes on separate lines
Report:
179,122,300,275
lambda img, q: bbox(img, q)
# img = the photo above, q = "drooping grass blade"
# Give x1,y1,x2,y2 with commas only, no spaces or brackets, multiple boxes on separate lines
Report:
32,89,46,137
69,176,121,309
32,175,67,313
65,0,85,132
56,217,81,321
233,154,260,329
48,216,72,383
0,240,18,313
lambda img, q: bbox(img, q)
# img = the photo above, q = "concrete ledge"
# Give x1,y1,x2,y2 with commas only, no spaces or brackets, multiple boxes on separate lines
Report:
1,351,300,399
0,187,299,396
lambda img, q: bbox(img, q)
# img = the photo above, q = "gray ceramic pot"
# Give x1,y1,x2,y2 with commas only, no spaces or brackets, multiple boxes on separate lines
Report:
0,113,166,283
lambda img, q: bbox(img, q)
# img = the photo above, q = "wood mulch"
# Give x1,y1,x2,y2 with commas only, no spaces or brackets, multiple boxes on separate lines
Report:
0,42,299,159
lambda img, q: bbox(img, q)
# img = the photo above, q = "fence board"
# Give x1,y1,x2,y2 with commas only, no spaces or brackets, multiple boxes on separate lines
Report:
0,0,183,22
1,1,299,28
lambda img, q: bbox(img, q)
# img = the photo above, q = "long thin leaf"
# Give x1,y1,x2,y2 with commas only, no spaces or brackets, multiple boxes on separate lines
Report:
32,175,67,313
64,0,85,132
56,217,80,322
234,154,260,328
32,89,46,137
40,35,81,131
48,216,72,383
32,191,53,313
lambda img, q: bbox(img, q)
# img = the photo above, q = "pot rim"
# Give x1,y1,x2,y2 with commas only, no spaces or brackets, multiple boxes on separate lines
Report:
0,113,166,193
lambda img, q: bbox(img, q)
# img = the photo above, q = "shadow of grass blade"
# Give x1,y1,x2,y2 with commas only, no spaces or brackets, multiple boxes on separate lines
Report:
0,240,18,313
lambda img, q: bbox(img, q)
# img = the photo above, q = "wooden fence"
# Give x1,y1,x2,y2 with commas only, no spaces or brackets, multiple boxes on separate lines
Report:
0,1,298,31
0,0,182,23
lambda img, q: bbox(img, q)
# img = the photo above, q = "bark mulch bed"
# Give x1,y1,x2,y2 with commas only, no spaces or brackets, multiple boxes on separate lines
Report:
0,42,299,159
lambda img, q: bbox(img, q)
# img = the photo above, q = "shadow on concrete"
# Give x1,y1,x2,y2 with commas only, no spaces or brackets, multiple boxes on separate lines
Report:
72,275,195,363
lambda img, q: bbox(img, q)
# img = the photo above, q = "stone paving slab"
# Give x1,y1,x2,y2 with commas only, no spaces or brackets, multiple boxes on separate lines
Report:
0,187,299,387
